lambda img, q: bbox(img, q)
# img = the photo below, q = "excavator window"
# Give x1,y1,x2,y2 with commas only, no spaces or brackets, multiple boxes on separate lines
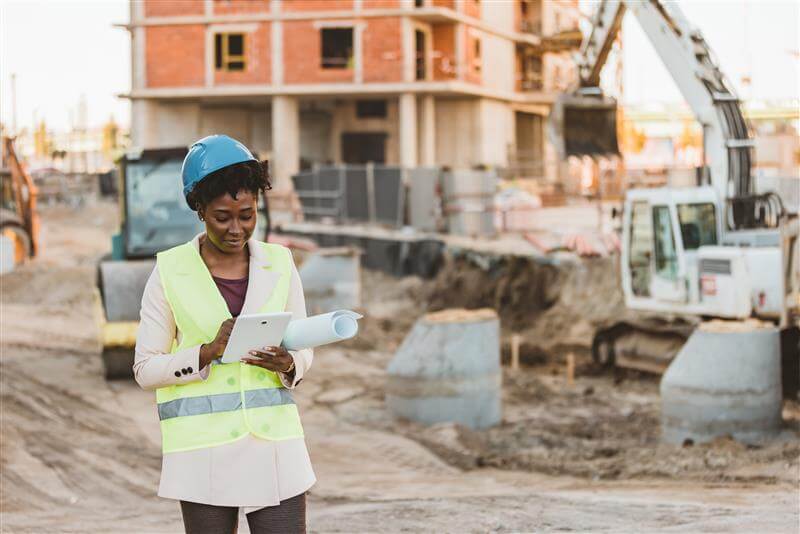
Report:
653,206,678,281
629,201,652,296
677,203,717,250
125,158,204,256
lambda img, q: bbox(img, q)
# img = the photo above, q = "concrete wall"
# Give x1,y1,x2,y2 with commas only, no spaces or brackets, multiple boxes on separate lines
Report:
131,101,199,148
436,98,479,168
481,0,515,32
130,100,273,154
300,109,333,165
436,97,514,168
198,107,252,145
329,99,400,164
250,109,271,159
481,33,515,93
477,99,514,167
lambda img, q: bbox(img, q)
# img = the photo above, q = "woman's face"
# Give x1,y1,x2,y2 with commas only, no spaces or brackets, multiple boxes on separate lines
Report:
198,189,257,254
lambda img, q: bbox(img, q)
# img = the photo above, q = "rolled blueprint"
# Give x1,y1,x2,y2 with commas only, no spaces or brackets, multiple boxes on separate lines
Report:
282,310,363,351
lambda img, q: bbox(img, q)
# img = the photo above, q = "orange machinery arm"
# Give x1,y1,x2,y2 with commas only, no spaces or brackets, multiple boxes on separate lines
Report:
2,136,39,257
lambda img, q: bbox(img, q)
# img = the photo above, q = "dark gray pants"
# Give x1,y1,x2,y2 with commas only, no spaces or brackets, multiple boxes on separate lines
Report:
180,492,306,534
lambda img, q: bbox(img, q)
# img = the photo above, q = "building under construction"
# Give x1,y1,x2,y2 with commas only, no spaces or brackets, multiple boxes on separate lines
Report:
123,0,581,188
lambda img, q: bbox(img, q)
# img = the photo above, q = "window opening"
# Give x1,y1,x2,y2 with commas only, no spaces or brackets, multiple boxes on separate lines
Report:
415,30,427,80
356,100,387,119
321,28,353,69
215,33,246,71
473,37,482,72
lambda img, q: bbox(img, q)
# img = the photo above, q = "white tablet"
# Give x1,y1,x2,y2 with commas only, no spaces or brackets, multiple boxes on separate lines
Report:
221,312,293,364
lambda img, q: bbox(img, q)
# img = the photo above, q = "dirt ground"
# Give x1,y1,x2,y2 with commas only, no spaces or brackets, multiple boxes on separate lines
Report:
1,200,798,533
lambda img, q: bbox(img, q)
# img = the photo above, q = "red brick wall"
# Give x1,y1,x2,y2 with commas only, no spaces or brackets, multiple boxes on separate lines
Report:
215,23,271,85
146,26,205,87
282,0,353,11
432,24,456,80
363,0,400,7
283,21,354,84
463,0,481,18
213,0,271,15
363,18,403,82
465,28,482,84
145,0,204,17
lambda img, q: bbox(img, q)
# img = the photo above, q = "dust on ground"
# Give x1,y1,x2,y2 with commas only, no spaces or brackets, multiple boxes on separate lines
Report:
1,200,798,533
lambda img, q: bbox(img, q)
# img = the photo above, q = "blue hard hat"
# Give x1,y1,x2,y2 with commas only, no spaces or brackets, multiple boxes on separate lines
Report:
181,134,257,202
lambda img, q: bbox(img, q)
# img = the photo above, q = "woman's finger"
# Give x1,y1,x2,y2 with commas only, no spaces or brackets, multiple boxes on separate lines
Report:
248,349,277,358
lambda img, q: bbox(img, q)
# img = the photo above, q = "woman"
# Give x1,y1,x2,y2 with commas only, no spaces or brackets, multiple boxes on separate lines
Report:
134,134,315,534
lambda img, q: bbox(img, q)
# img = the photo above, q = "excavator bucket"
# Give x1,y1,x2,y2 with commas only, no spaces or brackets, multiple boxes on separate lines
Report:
549,90,620,158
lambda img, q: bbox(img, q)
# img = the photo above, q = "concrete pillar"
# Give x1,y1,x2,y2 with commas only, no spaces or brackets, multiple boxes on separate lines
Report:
420,94,436,166
399,93,417,168
271,95,299,190
401,17,415,83
130,99,158,149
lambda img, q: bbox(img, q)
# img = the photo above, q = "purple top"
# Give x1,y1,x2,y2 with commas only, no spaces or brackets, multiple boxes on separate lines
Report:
213,275,249,317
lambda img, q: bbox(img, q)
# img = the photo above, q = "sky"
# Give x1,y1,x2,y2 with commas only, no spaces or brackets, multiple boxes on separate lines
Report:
0,0,130,133
617,0,799,106
0,0,798,133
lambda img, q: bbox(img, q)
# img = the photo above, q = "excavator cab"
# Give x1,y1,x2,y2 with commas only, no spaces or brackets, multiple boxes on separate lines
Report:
621,186,784,321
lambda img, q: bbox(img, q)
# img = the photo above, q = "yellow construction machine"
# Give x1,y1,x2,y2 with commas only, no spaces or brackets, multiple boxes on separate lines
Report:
0,136,39,269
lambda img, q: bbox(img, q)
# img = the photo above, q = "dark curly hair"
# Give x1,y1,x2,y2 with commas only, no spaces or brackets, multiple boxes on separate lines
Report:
186,160,271,211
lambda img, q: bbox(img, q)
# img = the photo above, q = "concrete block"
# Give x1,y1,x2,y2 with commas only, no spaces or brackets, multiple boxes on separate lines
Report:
298,247,361,315
386,308,502,429
660,322,783,445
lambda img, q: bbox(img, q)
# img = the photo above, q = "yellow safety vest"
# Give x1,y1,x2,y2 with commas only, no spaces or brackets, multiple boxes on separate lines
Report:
154,240,304,454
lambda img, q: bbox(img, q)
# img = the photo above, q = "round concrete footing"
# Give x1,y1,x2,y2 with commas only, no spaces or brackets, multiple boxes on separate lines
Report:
386,308,501,429
660,323,782,445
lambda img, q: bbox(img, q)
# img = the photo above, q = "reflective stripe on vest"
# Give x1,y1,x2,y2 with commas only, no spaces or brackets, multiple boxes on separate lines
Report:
154,240,304,454
158,388,296,421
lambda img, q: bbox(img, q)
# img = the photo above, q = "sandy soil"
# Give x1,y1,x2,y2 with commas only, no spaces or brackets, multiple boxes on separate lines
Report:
1,200,798,533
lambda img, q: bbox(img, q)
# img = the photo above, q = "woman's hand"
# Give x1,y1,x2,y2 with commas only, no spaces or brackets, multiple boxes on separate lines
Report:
242,346,294,374
199,318,236,369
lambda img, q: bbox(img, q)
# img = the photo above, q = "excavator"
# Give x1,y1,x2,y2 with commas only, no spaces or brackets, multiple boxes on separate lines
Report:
551,0,799,393
0,136,39,269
